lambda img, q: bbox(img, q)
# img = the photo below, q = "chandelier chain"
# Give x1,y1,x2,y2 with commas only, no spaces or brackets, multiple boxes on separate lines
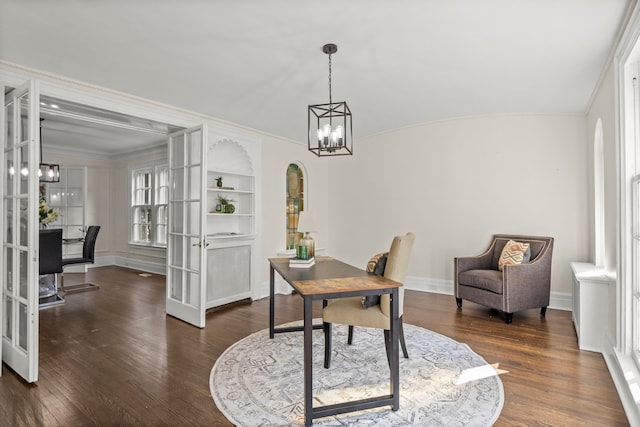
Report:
328,53,332,106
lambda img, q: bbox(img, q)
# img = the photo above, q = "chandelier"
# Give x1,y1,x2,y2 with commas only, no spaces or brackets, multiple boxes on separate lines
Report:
308,43,353,156
39,119,60,183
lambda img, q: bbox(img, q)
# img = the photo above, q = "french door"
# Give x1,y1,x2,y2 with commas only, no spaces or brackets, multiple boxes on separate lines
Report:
1,80,40,382
166,125,207,327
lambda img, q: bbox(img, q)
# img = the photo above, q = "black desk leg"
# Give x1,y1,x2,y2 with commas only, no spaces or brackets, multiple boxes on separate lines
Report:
304,296,313,427
390,288,400,410
269,265,275,339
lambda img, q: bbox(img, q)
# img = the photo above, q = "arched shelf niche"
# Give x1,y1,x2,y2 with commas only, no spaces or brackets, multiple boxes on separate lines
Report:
207,138,253,175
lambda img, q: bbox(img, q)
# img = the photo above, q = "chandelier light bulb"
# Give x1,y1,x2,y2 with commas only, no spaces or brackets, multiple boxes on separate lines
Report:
335,125,344,146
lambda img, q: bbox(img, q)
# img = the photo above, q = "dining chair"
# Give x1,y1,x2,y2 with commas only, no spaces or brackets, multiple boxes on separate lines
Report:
61,225,101,294
39,228,65,307
322,232,415,368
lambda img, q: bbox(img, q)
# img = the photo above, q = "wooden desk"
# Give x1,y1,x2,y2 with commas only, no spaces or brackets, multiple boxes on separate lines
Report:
269,256,402,426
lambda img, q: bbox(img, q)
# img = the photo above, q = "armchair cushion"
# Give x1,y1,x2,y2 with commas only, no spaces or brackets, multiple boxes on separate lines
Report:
458,269,503,294
498,240,531,271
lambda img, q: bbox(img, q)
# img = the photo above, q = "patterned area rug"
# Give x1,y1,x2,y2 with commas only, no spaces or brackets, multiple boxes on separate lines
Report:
210,321,503,426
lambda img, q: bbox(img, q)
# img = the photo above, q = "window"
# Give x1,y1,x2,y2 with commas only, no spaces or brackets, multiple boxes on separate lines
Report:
286,163,304,250
130,162,168,247
623,65,640,368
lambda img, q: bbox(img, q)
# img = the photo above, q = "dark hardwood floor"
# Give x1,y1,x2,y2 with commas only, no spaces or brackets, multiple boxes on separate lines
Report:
0,266,629,426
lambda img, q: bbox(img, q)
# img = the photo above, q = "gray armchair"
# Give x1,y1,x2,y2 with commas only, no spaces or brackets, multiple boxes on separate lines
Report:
454,234,554,324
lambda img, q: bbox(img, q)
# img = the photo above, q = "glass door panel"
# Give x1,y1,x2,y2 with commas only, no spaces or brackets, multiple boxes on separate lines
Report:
166,126,207,328
2,80,39,382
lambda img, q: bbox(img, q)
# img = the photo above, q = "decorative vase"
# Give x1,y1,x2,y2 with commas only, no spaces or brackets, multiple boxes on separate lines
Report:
216,177,223,188
225,204,235,214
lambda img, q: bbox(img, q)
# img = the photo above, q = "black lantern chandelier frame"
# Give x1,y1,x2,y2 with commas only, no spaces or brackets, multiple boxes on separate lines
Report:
39,119,60,183
308,43,353,157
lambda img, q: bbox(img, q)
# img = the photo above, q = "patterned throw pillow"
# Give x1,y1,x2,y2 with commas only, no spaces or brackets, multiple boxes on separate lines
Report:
498,240,531,271
362,252,388,309
366,252,388,275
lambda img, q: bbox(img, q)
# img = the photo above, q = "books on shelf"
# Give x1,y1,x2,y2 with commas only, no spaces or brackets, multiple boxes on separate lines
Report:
289,257,315,268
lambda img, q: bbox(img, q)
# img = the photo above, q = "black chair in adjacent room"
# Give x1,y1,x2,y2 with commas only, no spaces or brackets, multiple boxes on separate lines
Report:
61,225,101,294
39,228,65,308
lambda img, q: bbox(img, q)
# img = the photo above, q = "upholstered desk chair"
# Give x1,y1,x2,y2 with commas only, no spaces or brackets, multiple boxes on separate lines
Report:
61,225,101,294
323,232,415,369
454,234,554,324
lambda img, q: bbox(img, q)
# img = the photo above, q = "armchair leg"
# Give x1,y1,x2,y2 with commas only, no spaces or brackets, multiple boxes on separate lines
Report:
323,321,332,369
541,306,547,316
505,313,513,324
347,325,354,345
456,298,462,308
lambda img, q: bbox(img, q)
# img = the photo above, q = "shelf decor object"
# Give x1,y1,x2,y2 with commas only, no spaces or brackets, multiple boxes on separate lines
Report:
296,210,316,260
308,43,353,157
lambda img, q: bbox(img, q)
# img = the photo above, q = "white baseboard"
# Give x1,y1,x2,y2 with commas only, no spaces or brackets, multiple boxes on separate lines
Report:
404,275,572,311
255,274,573,312
112,256,166,275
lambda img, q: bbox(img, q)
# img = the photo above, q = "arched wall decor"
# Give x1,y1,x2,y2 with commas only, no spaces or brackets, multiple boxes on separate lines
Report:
286,163,305,250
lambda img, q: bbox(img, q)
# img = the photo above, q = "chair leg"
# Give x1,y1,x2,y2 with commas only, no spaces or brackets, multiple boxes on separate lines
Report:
347,325,354,345
399,317,409,359
540,306,547,316
383,329,391,366
456,297,462,308
323,321,332,369
505,312,513,324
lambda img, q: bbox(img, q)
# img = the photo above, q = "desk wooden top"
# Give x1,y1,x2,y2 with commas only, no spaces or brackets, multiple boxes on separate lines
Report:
269,256,402,297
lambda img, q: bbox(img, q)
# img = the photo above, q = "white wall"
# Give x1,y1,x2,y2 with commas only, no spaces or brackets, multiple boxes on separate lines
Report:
15,62,591,305
327,114,589,299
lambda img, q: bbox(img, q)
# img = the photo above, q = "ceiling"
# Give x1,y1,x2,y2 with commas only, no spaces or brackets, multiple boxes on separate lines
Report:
0,1,634,154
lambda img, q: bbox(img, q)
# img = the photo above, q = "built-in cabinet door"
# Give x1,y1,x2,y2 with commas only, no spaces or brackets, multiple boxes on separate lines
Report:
1,80,40,382
166,125,207,328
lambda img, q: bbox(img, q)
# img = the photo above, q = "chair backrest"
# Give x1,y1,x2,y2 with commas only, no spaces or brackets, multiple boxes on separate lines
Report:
381,232,415,318
82,226,101,262
40,228,63,275
384,232,416,283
